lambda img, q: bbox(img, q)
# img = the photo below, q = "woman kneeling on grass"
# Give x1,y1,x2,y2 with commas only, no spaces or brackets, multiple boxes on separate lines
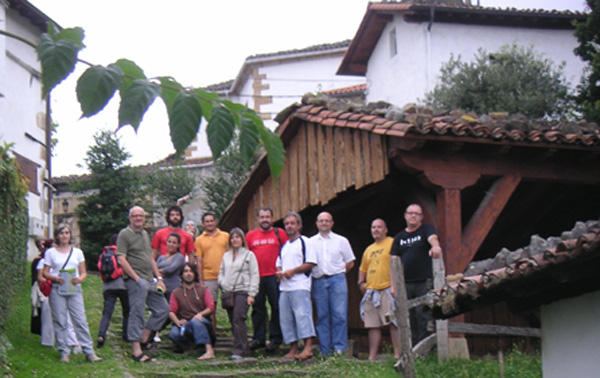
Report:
42,224,101,363
218,228,259,360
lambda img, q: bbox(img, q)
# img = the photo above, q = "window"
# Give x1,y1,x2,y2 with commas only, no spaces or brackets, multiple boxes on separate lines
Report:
13,152,40,195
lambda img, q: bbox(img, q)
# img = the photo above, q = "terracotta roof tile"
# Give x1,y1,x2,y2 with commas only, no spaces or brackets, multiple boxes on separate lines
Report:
286,99,600,148
431,220,600,318
322,83,367,96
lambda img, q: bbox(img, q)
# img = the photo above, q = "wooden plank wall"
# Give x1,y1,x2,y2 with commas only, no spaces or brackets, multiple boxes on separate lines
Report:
246,122,389,228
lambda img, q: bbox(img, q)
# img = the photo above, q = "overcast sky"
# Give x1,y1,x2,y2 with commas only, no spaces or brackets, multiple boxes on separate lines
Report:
28,0,588,177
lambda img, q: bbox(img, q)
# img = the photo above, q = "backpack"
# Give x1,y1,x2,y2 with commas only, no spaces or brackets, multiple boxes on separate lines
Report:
280,236,312,277
97,245,123,282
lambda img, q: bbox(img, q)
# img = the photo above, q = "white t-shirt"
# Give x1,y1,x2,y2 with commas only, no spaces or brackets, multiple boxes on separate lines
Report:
44,247,85,277
276,236,317,292
309,231,355,278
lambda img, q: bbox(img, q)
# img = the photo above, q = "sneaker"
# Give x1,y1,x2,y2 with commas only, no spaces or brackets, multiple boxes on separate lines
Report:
230,354,243,361
60,355,70,363
153,335,162,343
249,340,265,350
72,346,83,355
86,354,102,363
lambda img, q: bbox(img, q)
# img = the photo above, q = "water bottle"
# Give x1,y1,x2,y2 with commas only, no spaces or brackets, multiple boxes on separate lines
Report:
180,325,186,336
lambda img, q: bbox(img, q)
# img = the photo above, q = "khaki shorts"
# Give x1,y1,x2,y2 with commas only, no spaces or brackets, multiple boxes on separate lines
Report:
364,291,394,328
204,279,219,304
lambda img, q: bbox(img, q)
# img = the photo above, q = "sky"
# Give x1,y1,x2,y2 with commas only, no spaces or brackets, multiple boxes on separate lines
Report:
27,0,588,177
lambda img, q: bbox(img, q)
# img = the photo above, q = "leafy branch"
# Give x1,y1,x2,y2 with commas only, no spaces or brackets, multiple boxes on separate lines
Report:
10,23,285,179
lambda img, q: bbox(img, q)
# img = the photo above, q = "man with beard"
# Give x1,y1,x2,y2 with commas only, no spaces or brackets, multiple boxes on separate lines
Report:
246,207,288,352
151,206,195,261
168,263,216,360
194,212,229,333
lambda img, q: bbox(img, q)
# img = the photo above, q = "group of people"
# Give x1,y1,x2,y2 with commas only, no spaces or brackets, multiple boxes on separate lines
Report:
31,202,442,364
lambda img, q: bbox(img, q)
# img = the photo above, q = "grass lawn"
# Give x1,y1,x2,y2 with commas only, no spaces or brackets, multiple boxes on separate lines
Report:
2,264,542,377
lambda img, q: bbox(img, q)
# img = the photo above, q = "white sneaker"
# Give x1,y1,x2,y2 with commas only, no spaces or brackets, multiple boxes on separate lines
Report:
86,354,102,363
153,335,161,343
72,346,83,355
60,354,70,363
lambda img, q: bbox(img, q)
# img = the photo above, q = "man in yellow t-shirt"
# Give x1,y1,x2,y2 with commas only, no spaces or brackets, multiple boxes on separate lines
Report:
357,218,400,361
194,212,229,332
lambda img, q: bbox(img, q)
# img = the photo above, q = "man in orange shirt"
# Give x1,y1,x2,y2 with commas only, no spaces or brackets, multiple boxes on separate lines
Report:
194,212,229,332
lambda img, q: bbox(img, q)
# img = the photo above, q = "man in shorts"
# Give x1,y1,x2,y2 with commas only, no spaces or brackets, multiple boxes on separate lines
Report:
358,218,399,361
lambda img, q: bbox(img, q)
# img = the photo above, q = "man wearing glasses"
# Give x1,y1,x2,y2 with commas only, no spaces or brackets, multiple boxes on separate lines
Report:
390,204,442,346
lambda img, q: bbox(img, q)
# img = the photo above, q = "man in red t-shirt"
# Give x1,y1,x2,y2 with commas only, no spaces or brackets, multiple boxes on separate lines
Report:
246,207,288,352
151,206,195,261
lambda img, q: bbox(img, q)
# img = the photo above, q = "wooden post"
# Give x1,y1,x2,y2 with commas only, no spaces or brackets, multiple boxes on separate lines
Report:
390,256,415,377
433,256,449,362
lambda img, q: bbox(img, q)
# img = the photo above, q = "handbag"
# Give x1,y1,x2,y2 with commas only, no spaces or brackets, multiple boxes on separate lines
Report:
221,253,249,310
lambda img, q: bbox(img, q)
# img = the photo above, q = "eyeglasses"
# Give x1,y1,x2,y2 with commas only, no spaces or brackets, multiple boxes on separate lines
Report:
405,212,422,216
131,214,146,218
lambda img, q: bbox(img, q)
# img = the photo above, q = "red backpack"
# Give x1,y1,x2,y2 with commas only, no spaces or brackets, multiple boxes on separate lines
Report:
97,245,123,281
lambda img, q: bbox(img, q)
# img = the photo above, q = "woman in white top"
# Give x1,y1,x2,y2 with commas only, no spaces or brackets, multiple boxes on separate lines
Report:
42,224,101,363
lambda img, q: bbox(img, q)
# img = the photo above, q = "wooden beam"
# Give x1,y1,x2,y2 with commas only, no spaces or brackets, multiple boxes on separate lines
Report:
446,322,541,338
390,256,416,377
307,124,319,206
462,175,521,260
437,188,465,275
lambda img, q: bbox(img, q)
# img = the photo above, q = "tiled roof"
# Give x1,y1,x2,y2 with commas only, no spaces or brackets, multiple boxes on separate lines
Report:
203,79,233,93
247,40,351,62
8,0,58,32
289,98,600,148
322,83,367,96
430,220,600,318
369,2,587,17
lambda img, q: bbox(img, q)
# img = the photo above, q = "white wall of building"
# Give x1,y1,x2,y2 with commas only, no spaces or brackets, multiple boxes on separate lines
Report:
1,5,52,259
541,290,600,378
367,16,586,108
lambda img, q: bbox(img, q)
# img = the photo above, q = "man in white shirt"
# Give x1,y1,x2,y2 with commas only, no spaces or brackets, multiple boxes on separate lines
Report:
276,211,317,361
310,212,355,356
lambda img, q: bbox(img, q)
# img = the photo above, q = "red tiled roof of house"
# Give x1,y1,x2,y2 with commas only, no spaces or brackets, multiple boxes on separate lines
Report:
430,220,600,318
322,83,367,95
289,100,600,148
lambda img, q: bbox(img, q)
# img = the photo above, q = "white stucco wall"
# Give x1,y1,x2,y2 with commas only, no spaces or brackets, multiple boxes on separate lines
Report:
366,16,586,107
1,6,52,259
541,290,600,378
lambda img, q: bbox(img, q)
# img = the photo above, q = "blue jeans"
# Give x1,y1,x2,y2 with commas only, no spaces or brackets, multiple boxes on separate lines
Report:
311,273,349,355
279,290,315,344
168,317,213,350
251,275,282,345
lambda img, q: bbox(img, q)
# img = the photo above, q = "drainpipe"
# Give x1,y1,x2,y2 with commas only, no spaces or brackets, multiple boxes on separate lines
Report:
45,93,53,238
426,5,435,94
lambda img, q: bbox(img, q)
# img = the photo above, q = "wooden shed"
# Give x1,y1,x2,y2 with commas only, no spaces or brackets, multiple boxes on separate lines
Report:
220,98,600,353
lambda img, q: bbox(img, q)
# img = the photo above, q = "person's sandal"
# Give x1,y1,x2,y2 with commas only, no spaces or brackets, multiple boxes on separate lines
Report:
132,353,155,363
97,336,105,349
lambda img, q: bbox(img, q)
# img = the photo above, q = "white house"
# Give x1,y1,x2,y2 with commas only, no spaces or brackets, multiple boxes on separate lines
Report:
1,0,57,260
338,1,587,107
185,40,366,160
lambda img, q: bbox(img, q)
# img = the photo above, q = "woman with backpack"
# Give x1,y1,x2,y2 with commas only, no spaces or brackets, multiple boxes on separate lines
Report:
42,224,101,363
97,234,129,348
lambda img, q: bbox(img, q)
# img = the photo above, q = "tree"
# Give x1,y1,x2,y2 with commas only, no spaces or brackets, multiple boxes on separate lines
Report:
73,131,146,268
144,158,199,213
0,24,284,179
424,44,574,119
574,0,600,124
199,138,253,220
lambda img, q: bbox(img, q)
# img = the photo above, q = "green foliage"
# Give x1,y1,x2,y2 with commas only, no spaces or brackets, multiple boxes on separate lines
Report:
73,131,146,268
200,138,254,220
574,0,600,124
0,141,28,370
144,159,199,213
33,24,285,180
425,44,574,119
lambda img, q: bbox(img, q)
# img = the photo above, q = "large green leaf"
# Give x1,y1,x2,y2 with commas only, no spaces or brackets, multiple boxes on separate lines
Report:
257,125,285,181
206,106,235,159
118,79,160,131
37,34,81,98
55,27,85,49
169,91,203,153
158,77,183,117
76,64,123,117
239,115,260,163
114,59,146,90
194,88,219,120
